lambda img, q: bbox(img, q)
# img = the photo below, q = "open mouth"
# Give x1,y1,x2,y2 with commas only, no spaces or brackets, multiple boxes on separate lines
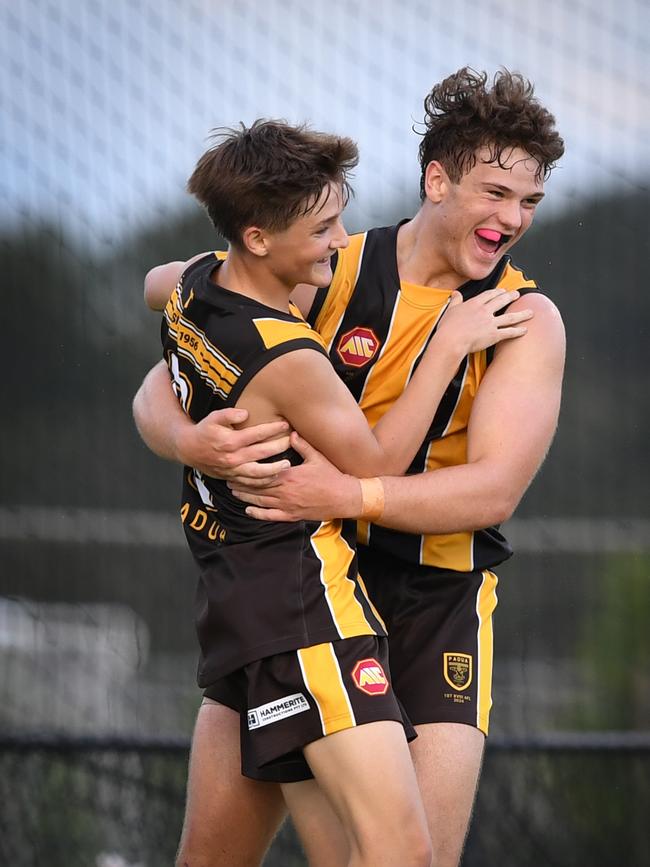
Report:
475,228,511,255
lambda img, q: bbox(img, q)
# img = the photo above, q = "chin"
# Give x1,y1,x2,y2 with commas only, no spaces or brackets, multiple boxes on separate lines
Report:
464,257,498,282
309,264,333,287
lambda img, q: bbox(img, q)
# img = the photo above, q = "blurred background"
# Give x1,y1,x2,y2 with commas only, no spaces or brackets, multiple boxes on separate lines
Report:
1,0,648,864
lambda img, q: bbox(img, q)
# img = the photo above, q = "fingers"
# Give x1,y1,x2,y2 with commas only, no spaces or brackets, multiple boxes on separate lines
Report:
484,289,520,312
228,476,280,489
225,435,292,466
220,420,290,447
245,506,297,523
227,457,292,484
491,325,529,342
496,309,534,327
207,407,249,426
289,431,318,460
447,290,463,307
230,488,279,507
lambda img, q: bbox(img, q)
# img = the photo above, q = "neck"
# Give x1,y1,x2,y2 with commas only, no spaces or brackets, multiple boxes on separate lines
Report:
397,205,464,291
214,253,292,312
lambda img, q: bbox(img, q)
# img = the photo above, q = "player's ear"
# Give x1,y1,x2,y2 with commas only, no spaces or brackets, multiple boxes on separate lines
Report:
241,226,269,257
424,160,449,203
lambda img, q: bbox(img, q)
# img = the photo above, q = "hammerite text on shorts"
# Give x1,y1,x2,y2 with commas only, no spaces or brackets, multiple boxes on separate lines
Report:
247,693,310,730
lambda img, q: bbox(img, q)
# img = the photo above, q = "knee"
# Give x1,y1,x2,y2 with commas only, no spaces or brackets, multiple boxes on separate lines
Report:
357,819,432,867
402,827,433,867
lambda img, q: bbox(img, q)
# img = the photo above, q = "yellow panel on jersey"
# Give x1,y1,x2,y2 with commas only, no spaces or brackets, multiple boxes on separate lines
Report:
498,262,537,292
313,232,367,351
253,317,327,351
476,570,498,734
309,521,378,638
357,290,451,427
298,642,355,735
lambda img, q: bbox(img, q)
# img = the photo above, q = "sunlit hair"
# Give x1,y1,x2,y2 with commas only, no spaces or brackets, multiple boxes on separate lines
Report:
417,67,565,198
187,119,358,245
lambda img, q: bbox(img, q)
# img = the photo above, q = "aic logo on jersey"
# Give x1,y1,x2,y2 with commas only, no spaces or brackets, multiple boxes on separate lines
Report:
352,658,389,695
443,652,473,691
336,327,380,367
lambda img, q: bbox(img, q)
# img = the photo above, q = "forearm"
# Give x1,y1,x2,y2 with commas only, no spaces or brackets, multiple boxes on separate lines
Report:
327,459,518,532
375,461,517,533
132,360,189,462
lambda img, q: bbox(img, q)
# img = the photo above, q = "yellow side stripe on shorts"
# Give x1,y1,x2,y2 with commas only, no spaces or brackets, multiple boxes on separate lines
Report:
476,570,498,735
297,643,355,736
356,572,386,632
310,522,375,638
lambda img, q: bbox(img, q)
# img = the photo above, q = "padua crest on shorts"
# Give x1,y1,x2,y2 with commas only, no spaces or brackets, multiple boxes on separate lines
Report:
336,327,380,367
443,652,473,691
352,658,389,695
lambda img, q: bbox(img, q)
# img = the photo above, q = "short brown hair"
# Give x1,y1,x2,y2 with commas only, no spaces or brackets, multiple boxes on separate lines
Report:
417,67,565,198
187,119,358,245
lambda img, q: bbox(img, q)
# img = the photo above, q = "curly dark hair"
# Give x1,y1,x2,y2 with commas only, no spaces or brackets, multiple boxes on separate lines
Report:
417,67,565,199
187,119,358,245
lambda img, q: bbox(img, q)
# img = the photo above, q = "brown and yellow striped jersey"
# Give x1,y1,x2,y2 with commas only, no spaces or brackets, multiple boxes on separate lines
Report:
161,253,386,686
308,222,541,573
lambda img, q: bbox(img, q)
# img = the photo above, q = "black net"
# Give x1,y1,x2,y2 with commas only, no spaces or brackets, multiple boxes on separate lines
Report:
1,740,648,867
1,0,649,863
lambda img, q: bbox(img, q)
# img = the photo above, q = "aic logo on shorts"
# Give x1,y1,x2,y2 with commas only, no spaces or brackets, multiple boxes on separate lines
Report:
352,658,389,695
443,652,473,691
336,327,380,367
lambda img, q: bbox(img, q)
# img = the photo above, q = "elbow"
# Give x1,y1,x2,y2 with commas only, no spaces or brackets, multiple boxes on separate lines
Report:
486,487,523,526
132,386,146,434
489,499,515,527
143,269,160,310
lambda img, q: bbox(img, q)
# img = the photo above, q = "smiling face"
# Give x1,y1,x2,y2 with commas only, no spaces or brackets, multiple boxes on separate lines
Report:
260,181,350,289
425,146,545,283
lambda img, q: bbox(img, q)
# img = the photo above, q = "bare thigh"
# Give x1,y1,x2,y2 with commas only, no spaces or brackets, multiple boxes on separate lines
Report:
287,721,431,867
176,700,286,867
410,722,485,867
282,779,350,867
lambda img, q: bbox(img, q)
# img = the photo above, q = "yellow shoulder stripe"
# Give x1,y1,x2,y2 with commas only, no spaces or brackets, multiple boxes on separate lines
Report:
253,318,327,350
500,262,537,292
314,232,367,344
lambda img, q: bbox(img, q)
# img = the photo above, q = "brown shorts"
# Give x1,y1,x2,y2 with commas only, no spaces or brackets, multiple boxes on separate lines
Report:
203,634,415,783
357,545,498,736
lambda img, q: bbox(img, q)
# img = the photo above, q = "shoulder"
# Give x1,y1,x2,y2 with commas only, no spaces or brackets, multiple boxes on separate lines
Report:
494,291,565,370
250,315,327,352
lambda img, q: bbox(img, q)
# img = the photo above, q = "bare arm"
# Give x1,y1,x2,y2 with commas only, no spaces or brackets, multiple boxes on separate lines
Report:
240,289,534,478
376,293,565,531
144,253,215,311
234,293,565,528
132,361,292,479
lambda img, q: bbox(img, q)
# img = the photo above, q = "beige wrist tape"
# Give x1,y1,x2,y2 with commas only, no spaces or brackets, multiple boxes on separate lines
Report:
359,477,385,522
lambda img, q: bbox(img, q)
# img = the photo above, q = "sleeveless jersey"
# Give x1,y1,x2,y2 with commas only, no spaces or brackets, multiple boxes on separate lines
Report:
161,254,386,686
307,222,540,572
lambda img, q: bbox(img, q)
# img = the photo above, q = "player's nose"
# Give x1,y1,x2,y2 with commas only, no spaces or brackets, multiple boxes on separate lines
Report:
498,199,524,233
331,218,350,250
